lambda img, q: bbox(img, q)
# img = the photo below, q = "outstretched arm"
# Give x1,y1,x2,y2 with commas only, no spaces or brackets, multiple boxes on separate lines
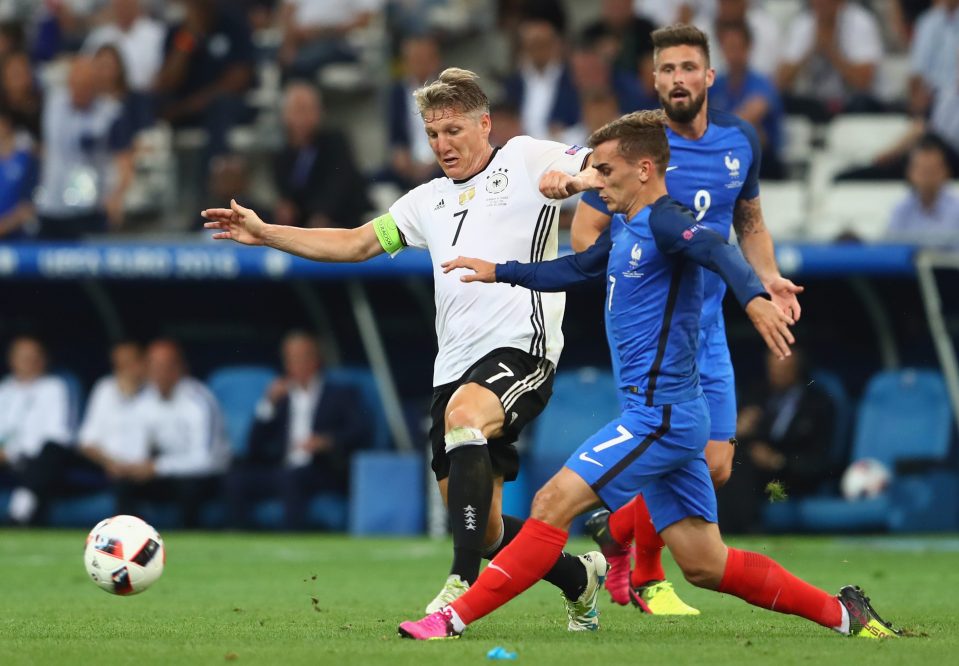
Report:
202,199,385,262
734,196,804,320
441,228,612,292
660,221,795,359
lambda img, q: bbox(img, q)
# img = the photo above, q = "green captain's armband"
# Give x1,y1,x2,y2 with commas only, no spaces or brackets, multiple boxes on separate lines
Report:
372,212,405,256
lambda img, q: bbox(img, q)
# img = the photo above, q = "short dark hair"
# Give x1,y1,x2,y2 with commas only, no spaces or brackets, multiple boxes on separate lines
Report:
588,109,671,172
651,23,710,66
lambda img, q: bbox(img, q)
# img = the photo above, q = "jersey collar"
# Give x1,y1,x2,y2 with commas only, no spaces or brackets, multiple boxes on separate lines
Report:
451,146,500,184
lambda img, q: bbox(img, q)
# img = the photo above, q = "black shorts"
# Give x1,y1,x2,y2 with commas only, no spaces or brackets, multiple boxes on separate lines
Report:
429,347,555,482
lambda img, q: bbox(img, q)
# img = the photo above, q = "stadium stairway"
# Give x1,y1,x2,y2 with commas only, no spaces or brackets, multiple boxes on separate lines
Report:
765,369,958,533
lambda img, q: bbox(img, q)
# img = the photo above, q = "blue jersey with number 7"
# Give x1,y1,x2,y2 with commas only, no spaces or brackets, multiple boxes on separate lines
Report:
582,107,761,329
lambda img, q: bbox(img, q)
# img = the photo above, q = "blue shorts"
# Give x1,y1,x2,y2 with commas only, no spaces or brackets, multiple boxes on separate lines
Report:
565,394,717,532
697,316,736,441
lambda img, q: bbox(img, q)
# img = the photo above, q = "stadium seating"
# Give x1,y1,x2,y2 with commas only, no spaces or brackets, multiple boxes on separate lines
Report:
788,369,957,532
326,366,391,450
809,181,910,242
349,451,425,535
524,368,619,531
758,180,808,240
207,365,277,456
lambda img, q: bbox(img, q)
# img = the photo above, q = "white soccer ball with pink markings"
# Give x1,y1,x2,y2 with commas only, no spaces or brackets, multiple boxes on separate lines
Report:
840,458,892,500
84,515,165,595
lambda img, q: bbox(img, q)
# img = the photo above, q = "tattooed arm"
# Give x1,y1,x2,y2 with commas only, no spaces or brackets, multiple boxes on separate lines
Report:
734,196,804,320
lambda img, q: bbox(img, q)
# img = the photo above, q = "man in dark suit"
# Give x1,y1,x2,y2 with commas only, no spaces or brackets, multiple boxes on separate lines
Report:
273,81,370,230
719,347,838,532
226,331,368,530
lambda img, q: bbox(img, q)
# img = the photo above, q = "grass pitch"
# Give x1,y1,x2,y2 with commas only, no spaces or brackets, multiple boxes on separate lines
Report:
1,530,956,665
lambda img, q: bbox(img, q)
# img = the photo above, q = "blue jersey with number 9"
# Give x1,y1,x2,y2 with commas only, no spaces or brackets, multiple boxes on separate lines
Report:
583,107,761,329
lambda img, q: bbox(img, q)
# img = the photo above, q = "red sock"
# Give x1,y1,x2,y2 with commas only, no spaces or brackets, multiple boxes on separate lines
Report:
630,494,665,586
451,519,567,625
607,499,635,547
718,547,842,629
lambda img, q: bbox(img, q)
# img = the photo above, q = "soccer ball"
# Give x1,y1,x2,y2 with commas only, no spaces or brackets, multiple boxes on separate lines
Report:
840,458,892,500
84,515,165,595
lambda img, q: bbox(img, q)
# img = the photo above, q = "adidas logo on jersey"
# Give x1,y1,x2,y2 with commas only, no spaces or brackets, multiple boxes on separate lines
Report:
434,199,445,211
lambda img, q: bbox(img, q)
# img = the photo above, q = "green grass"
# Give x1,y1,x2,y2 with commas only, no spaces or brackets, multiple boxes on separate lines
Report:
1,530,957,665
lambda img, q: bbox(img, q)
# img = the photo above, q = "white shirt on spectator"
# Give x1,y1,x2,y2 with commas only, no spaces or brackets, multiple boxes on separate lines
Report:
78,376,150,465
287,376,322,468
886,187,959,247
519,61,564,141
781,1,883,103
0,375,72,464
285,0,382,27
141,377,229,477
34,88,125,217
931,86,959,153
634,0,715,27
83,16,166,92
909,4,959,96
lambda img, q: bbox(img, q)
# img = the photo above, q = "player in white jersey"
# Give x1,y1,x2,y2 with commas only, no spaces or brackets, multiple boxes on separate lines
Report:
203,68,610,630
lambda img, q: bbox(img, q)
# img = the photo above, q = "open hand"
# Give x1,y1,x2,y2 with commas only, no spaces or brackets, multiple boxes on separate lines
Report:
441,256,497,283
201,199,268,246
764,276,804,321
745,297,795,360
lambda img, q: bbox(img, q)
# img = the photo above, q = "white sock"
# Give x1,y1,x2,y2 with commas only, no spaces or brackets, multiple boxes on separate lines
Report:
446,605,467,633
8,487,37,523
833,602,850,634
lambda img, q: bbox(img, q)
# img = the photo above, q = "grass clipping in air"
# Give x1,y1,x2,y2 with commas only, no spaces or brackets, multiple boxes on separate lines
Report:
765,480,788,503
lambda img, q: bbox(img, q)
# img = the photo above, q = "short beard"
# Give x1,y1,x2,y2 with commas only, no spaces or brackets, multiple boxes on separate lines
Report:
661,90,707,124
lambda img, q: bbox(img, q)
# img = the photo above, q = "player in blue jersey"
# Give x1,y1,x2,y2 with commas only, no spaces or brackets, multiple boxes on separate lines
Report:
571,24,804,613
398,110,898,641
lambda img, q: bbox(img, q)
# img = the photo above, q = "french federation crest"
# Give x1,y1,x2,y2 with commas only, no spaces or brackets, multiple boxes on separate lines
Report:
629,243,642,269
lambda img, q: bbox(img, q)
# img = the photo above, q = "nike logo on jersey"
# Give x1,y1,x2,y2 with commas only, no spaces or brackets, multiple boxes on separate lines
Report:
666,166,678,172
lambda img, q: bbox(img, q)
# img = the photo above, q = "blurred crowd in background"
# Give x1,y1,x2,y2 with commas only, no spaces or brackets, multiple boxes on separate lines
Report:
0,0,954,244
2,0,959,534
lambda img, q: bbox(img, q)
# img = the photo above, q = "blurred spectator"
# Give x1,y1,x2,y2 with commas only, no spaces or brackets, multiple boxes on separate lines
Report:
697,0,781,78
34,55,134,239
836,78,959,181
114,339,229,528
568,28,650,127
634,0,712,26
278,0,380,80
32,0,99,62
502,12,578,139
0,107,37,239
385,34,443,189
154,0,255,161
718,348,838,533
582,0,655,76
225,331,367,530
92,43,153,135
200,153,269,228
273,81,370,229
77,341,151,474
885,137,959,246
0,21,25,59
558,89,621,146
0,51,42,143
489,100,522,146
0,336,72,525
888,0,935,49
907,0,959,118
8,341,152,525
83,0,166,94
710,21,785,179
776,0,884,121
